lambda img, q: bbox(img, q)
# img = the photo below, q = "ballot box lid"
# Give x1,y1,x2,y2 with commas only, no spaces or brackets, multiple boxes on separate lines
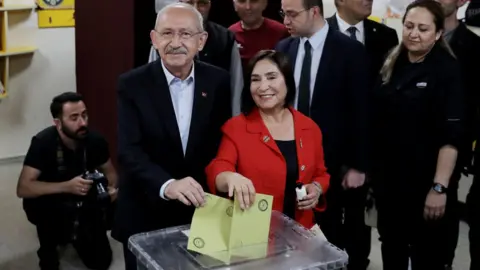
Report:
128,211,349,270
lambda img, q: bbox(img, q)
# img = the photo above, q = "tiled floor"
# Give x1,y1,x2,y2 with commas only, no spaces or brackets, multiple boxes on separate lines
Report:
0,162,471,269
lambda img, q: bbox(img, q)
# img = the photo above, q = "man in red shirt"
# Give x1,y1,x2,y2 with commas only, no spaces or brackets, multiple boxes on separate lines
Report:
229,0,290,69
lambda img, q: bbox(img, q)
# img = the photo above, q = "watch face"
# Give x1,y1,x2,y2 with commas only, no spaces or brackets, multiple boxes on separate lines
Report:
433,184,445,193
42,0,64,6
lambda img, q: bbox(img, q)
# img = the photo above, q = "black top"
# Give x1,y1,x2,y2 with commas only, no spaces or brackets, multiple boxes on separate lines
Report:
22,126,110,215
371,44,464,200
275,140,298,219
23,126,110,183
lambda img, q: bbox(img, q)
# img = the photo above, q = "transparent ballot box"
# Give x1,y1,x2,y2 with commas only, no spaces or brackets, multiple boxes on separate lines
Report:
128,211,348,270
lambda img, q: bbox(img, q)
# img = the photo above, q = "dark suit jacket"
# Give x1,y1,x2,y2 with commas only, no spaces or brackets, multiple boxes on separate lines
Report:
449,22,480,168
112,60,232,242
275,27,369,178
327,15,399,88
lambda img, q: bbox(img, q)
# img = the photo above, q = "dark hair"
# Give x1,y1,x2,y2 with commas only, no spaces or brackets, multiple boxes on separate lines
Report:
241,50,296,115
403,0,445,33
303,0,323,15
380,0,454,83
50,92,84,118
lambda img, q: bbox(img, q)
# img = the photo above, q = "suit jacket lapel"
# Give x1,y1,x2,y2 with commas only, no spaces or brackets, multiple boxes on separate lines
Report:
328,15,340,31
364,19,376,53
312,28,335,101
185,61,214,160
150,60,184,155
287,38,300,70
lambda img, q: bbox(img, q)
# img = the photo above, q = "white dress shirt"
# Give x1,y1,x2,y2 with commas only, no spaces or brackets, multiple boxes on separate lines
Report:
335,13,365,44
293,22,329,108
159,60,195,200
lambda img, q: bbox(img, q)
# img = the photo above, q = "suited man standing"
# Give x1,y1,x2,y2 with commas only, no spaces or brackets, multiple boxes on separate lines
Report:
112,3,232,270
327,0,398,88
326,1,398,268
275,1,369,269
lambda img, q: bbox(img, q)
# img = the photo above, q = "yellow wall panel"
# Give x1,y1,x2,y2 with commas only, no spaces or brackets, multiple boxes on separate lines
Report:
38,9,74,28
38,0,75,9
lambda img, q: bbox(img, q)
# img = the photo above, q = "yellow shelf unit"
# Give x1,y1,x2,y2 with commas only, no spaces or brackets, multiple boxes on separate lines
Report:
0,3,37,99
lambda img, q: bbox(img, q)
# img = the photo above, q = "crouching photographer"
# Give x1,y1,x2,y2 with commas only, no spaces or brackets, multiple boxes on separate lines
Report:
16,92,118,270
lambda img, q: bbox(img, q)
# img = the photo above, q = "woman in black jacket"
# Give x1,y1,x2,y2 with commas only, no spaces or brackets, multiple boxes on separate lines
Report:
370,1,465,269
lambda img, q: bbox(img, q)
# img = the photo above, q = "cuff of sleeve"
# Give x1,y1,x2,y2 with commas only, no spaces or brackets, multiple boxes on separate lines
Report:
160,179,176,200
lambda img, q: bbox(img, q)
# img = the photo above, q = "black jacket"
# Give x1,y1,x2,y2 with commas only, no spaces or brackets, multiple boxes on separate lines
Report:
371,43,465,195
275,28,370,177
327,15,399,88
200,21,236,73
448,22,480,169
112,60,232,242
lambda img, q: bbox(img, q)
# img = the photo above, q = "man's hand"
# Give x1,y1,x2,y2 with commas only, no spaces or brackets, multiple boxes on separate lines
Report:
164,177,206,207
342,168,366,189
108,186,118,202
64,176,93,196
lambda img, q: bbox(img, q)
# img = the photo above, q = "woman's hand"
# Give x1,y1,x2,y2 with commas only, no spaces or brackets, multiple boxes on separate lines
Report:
225,172,256,210
298,183,321,210
424,189,447,220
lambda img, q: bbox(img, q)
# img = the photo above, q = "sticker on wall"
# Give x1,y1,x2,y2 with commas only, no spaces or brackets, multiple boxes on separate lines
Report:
36,0,74,28
42,0,64,6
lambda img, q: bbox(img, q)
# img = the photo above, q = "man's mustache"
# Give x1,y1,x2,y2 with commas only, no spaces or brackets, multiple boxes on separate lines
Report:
166,47,188,54
76,126,88,133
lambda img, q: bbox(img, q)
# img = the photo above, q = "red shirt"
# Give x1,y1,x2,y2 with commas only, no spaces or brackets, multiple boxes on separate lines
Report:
229,18,290,67
205,107,330,229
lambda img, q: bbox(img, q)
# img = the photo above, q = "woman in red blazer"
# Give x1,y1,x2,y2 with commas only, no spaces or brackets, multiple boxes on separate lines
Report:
206,50,330,229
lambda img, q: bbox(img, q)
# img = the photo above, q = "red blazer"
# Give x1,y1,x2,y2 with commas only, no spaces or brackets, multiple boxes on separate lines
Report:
206,107,330,229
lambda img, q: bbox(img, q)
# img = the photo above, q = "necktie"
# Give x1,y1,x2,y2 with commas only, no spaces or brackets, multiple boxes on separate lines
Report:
298,41,312,117
347,26,357,41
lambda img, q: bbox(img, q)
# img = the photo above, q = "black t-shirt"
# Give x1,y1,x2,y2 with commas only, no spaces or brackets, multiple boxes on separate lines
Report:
24,126,110,183
23,126,110,220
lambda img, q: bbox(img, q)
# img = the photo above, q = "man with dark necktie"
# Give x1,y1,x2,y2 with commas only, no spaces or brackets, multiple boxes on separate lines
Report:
327,0,398,89
324,1,398,269
275,1,369,269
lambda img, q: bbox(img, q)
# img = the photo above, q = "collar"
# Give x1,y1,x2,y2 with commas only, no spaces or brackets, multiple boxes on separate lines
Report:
245,106,312,134
300,21,329,50
161,60,195,85
335,13,364,36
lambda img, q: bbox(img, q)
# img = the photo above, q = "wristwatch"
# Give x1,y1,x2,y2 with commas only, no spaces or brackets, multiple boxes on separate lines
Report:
432,183,448,194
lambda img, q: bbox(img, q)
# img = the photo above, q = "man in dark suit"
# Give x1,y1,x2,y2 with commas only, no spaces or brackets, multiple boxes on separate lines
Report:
327,0,398,88
325,1,398,268
275,1,369,269
112,3,232,270
437,0,480,268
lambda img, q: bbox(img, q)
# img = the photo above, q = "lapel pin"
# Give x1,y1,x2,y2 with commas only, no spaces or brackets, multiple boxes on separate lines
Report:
300,139,303,148
263,135,270,143
202,92,207,98
373,28,377,32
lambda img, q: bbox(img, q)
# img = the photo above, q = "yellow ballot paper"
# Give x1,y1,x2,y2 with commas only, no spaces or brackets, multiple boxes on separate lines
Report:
187,192,273,259
187,194,233,253
228,194,273,249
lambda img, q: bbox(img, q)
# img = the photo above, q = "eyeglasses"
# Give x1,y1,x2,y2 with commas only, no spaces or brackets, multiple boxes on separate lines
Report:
154,30,204,41
279,9,308,19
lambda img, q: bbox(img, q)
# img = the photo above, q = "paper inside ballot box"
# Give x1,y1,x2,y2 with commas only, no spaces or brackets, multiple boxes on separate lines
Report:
187,193,273,256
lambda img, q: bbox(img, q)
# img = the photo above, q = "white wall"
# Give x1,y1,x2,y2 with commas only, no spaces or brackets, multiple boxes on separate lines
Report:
0,0,76,160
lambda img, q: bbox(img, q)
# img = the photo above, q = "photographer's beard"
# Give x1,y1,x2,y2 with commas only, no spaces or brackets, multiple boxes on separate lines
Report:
61,123,89,141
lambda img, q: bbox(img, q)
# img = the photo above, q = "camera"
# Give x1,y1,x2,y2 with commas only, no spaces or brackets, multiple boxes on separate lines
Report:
82,170,110,206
